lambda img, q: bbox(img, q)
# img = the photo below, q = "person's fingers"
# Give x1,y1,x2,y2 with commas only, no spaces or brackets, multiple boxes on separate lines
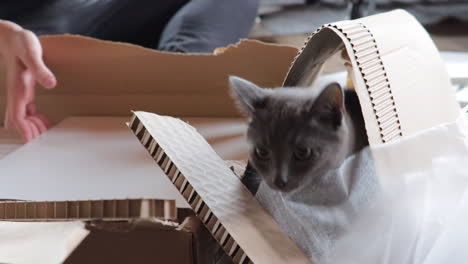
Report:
25,101,37,115
17,30,56,89
19,69,37,102
24,80,51,133
4,55,20,130
8,67,34,141
11,99,30,142
27,118,40,140
11,69,35,124
29,116,47,134
35,113,52,129
15,119,34,143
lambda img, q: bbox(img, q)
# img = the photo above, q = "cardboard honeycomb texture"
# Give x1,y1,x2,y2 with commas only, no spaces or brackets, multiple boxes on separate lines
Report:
129,111,312,264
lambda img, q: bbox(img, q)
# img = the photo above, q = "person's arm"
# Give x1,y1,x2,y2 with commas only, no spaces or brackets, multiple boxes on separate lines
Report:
0,20,57,142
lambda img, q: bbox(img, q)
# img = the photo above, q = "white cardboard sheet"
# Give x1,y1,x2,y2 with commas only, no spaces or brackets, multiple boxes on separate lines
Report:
0,221,88,264
0,117,247,208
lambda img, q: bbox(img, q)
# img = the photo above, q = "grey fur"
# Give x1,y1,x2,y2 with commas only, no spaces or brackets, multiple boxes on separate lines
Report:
229,76,367,192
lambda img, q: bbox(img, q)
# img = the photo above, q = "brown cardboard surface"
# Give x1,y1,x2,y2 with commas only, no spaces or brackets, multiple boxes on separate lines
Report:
0,219,197,264
65,221,194,264
0,35,298,125
129,112,311,264
284,10,460,145
0,128,21,159
0,199,176,221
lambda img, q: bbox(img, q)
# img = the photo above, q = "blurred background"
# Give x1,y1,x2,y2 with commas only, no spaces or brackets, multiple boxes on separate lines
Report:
250,0,468,105
251,0,468,50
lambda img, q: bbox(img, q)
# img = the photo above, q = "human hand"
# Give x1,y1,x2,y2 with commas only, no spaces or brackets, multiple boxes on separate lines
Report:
0,20,57,142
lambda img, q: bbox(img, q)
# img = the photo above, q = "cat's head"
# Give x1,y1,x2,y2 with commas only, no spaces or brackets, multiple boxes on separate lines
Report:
229,76,349,192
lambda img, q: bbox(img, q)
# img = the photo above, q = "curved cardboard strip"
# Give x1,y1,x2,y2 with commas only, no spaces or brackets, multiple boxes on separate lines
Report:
128,111,312,264
284,10,460,145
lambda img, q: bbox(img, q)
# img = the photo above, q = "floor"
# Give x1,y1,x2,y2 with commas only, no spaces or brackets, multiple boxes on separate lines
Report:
254,20,468,73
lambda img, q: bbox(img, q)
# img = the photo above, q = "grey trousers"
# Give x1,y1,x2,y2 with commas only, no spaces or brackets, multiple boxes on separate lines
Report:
1,0,259,53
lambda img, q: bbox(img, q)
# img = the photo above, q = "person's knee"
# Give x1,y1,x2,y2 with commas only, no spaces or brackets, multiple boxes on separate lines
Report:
158,0,259,53
242,0,261,14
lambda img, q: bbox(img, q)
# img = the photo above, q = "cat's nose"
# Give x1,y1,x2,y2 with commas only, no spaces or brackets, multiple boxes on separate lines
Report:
274,178,287,188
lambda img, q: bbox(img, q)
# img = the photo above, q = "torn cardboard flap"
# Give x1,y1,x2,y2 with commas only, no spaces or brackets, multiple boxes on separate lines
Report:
0,36,298,125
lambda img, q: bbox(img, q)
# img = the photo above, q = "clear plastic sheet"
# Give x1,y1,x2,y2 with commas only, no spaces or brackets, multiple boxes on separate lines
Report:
256,109,468,263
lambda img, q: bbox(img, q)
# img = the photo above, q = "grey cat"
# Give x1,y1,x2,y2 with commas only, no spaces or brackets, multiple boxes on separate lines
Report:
229,76,368,193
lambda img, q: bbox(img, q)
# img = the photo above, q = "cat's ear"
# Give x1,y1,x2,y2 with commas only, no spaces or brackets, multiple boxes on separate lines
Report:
310,83,345,130
229,76,267,116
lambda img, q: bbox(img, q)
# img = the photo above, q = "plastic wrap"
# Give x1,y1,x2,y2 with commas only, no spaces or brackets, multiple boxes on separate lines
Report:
256,109,468,263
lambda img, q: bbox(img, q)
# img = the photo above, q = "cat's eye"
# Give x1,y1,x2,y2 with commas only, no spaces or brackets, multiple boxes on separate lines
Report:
255,147,270,160
294,147,314,161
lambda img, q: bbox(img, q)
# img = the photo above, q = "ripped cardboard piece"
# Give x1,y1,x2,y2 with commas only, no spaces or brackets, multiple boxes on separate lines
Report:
0,36,298,125
129,111,312,264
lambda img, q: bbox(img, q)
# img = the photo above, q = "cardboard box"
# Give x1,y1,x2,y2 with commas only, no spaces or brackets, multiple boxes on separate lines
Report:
0,33,297,263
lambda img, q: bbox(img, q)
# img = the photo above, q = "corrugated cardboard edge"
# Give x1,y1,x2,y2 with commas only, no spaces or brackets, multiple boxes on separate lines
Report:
284,9,460,145
128,112,312,264
0,198,176,221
